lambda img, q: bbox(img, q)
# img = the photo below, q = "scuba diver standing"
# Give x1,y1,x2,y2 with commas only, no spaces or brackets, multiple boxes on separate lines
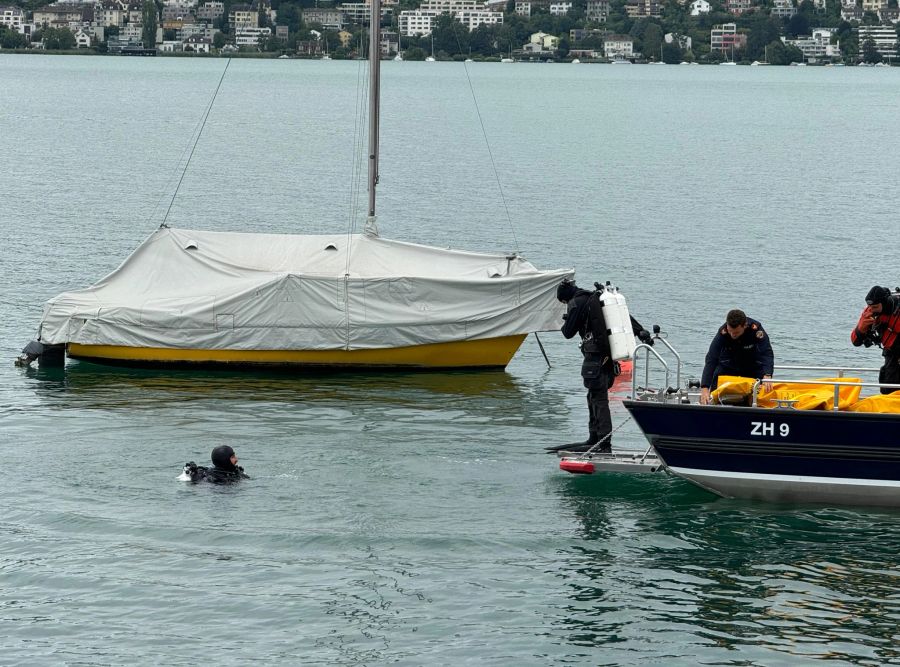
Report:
549,279,653,454
180,445,249,484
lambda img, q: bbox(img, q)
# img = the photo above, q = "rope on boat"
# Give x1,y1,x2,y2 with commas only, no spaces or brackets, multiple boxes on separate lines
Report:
581,414,634,457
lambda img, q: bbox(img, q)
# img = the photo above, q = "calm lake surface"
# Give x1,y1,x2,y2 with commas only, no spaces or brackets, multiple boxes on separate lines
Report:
2,55,900,664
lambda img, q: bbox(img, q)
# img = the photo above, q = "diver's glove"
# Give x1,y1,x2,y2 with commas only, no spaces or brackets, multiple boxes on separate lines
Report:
638,329,654,346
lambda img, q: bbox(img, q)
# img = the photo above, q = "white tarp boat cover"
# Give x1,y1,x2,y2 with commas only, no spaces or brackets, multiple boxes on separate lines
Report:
39,227,572,351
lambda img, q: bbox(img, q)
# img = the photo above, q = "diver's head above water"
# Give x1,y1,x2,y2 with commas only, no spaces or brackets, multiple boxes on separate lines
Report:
211,445,238,471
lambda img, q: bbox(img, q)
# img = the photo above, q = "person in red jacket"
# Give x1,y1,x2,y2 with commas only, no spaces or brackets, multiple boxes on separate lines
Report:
851,285,900,394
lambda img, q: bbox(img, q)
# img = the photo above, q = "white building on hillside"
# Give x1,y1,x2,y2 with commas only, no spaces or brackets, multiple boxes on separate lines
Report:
73,27,91,46
689,0,710,14
783,28,840,62
549,2,572,14
771,0,796,18
0,5,25,32
603,34,633,59
665,32,691,49
858,24,898,59
586,0,610,21
235,25,270,47
197,1,223,21
455,9,503,30
419,0,481,10
529,31,559,49
340,2,395,25
398,10,434,36
398,4,502,36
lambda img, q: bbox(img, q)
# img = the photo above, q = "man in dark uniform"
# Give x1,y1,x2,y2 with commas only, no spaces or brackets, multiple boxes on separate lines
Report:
550,279,654,453
851,285,900,394
700,309,774,405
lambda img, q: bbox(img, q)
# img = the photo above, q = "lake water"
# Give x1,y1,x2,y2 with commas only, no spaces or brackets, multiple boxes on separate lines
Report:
2,54,900,664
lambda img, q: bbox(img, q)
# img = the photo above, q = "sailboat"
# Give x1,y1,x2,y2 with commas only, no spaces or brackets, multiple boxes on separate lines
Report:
321,35,331,60
26,0,569,371
719,44,736,65
751,44,769,66
425,34,435,62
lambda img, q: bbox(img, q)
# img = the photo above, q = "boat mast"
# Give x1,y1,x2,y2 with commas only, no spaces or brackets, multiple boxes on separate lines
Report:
365,0,381,236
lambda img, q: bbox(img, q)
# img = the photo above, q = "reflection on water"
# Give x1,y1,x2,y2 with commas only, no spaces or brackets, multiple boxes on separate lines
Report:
17,359,564,428
552,475,900,663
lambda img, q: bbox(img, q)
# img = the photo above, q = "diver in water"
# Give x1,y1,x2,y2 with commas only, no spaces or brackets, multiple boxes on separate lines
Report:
180,445,249,484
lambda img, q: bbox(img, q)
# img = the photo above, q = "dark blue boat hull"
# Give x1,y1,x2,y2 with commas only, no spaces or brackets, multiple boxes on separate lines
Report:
623,400,900,505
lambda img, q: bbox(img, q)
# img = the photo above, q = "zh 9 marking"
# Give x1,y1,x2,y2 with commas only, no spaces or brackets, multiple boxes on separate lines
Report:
750,421,790,437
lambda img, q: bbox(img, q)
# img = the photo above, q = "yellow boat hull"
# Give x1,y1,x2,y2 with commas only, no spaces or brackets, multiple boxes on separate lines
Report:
66,334,528,370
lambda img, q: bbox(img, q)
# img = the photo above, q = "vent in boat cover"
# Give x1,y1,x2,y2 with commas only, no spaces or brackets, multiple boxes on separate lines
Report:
184,240,199,250
325,244,338,251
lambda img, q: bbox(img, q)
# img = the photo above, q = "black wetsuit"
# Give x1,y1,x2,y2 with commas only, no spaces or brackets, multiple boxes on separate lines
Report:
561,288,614,447
184,462,249,484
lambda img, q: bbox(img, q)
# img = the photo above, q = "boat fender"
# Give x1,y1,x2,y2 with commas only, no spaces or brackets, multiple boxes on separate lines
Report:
560,459,596,475
597,285,636,362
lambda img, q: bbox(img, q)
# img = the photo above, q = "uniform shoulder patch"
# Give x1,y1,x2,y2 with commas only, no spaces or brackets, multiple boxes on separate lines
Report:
751,323,759,330
756,330,765,339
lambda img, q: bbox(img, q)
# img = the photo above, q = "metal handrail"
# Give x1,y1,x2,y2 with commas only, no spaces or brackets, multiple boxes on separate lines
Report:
632,343,669,399
774,364,882,377
750,377,900,411
653,335,682,390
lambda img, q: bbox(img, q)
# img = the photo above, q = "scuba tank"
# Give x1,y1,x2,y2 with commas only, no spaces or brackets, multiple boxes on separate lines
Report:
598,281,636,361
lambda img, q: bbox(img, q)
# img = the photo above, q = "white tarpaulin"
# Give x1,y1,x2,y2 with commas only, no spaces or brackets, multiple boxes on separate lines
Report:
40,227,572,351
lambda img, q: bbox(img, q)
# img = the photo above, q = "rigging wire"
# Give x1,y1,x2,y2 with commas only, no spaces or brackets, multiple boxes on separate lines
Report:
345,44,371,277
454,34,520,255
161,58,232,227
145,108,208,228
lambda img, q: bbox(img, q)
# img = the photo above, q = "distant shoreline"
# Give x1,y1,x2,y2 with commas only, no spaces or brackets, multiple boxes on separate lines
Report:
2,50,896,66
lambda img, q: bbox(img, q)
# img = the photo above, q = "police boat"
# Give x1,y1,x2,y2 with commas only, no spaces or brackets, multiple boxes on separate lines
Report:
559,329,900,508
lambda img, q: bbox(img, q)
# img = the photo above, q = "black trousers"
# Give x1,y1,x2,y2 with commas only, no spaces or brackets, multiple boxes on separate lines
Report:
879,353,900,394
582,354,613,441
587,385,612,441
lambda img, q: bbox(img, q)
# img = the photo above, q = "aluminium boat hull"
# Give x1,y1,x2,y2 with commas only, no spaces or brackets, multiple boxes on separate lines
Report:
66,334,527,370
623,400,900,506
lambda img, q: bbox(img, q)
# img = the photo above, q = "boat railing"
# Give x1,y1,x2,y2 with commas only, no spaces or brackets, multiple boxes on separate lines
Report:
774,364,882,377
631,326,684,401
632,343,669,399
750,377,900,411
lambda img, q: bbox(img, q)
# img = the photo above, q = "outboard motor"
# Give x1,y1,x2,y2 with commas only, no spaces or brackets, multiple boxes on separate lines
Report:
15,340,65,368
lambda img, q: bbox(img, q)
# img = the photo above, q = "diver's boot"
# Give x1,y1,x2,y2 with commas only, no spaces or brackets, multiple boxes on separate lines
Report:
546,432,599,453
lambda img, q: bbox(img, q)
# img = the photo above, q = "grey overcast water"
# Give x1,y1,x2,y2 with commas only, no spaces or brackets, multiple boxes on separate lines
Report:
2,55,900,664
